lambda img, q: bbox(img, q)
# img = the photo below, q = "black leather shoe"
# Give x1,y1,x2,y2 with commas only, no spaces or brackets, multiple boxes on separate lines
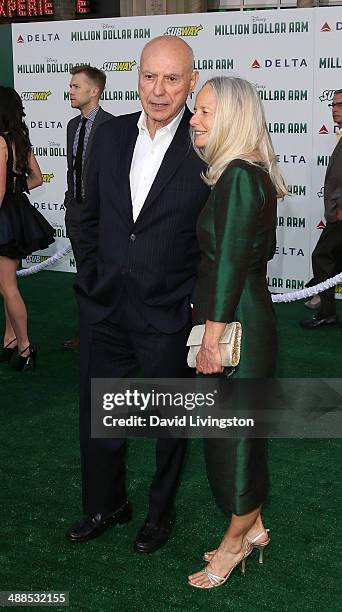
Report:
300,314,338,329
134,511,176,553
66,501,132,543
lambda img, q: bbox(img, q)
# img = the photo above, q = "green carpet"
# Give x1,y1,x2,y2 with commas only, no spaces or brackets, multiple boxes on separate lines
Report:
0,271,341,612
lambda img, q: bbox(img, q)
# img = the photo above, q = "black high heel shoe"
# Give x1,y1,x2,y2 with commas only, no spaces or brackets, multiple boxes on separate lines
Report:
0,338,17,363
10,345,37,372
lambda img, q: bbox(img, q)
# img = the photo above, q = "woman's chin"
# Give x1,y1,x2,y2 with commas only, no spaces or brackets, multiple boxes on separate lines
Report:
195,136,207,148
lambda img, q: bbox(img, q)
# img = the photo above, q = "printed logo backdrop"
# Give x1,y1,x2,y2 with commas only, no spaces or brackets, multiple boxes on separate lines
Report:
11,7,342,293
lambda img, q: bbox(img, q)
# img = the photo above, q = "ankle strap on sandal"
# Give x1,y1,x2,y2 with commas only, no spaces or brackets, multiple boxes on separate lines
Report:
4,338,17,349
19,345,31,355
249,529,270,544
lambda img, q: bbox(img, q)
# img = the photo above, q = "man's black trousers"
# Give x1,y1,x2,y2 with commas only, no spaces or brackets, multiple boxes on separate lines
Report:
79,293,192,523
312,220,342,316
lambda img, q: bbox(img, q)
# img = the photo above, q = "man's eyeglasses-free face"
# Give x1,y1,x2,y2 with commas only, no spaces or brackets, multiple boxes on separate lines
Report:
328,102,342,108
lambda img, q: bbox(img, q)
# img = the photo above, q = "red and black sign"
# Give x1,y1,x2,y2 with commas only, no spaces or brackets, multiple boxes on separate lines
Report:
0,0,92,20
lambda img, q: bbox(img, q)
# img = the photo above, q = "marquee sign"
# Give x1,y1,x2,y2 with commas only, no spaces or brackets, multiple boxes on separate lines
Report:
0,0,90,19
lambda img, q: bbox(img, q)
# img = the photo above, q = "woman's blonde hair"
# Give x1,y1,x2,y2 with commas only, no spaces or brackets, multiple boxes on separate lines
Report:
191,76,287,197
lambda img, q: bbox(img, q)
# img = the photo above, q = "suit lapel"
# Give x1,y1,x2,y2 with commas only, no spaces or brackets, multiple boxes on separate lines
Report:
67,117,78,168
120,116,139,225
136,107,192,222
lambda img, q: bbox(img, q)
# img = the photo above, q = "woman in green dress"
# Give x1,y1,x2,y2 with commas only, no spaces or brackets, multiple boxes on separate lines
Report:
188,76,287,589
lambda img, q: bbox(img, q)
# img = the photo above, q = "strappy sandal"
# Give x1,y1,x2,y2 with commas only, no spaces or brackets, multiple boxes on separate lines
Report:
203,528,270,565
189,541,253,589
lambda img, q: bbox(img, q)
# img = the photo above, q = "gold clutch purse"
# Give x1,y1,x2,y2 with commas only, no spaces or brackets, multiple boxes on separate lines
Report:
186,322,242,368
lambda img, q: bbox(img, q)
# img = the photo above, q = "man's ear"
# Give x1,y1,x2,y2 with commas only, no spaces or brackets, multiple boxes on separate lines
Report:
92,86,100,99
189,70,199,94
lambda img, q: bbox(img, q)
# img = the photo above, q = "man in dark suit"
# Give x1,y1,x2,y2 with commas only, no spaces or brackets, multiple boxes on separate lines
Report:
63,66,113,349
66,36,210,552
301,88,342,329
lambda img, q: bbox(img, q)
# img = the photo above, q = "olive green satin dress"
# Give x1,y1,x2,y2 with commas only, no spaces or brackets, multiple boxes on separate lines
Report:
193,159,277,516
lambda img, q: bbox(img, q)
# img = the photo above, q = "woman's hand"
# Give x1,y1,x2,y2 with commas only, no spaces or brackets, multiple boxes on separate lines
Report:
195,319,226,374
196,341,224,375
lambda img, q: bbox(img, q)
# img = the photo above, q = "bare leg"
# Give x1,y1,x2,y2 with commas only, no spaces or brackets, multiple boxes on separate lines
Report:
203,511,269,561
188,506,261,588
246,512,269,542
3,303,17,347
0,257,30,356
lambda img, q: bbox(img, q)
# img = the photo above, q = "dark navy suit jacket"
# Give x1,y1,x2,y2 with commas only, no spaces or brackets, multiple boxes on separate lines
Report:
324,138,342,222
74,107,210,333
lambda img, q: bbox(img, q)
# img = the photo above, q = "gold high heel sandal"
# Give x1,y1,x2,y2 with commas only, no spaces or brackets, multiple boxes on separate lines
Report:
189,540,253,589
248,529,270,564
203,529,270,565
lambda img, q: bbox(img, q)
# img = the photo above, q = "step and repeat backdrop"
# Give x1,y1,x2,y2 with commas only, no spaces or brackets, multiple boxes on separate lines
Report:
11,7,342,294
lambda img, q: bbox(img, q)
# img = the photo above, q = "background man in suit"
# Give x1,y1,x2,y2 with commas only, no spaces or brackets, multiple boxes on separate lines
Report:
301,89,342,329
66,36,210,552
63,65,113,349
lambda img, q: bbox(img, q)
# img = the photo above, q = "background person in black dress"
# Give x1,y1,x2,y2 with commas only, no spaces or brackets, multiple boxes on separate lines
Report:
0,87,54,371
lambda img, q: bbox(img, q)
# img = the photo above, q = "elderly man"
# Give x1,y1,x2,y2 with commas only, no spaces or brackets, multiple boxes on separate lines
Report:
66,36,210,552
301,88,342,329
